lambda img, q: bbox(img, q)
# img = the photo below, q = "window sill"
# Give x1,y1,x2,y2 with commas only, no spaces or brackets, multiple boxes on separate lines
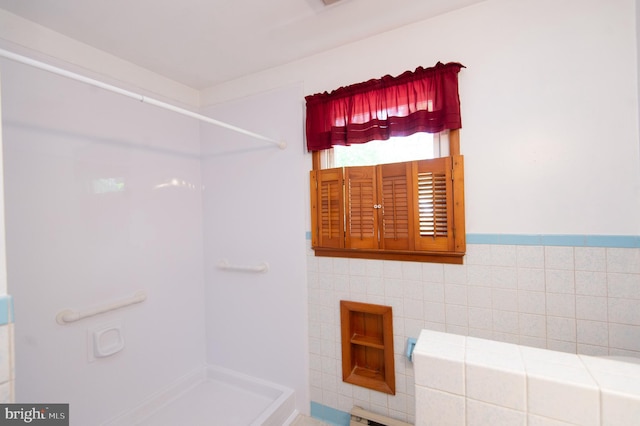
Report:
312,247,464,264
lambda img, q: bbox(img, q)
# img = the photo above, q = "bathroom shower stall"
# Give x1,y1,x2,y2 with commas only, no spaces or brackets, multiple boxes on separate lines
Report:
0,55,308,425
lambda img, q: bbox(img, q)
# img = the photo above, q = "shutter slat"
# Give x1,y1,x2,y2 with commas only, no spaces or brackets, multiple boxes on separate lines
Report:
379,162,413,250
345,167,378,249
413,157,454,251
316,168,344,248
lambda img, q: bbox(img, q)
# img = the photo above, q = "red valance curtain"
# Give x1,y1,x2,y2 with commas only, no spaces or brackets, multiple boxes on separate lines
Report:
305,62,464,152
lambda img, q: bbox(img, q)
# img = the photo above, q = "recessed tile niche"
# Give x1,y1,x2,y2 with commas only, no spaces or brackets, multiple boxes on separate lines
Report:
340,300,395,394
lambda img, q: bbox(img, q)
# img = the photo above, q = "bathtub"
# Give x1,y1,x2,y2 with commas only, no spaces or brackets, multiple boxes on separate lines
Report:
103,365,296,426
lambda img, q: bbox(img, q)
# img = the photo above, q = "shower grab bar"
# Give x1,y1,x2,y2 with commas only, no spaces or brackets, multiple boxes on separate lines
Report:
0,48,287,150
217,259,269,273
56,291,147,325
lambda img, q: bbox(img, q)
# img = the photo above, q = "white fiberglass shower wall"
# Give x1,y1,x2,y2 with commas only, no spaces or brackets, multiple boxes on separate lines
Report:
0,58,206,424
200,83,309,410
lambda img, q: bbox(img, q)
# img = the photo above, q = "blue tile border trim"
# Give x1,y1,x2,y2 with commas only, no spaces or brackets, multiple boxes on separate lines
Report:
466,234,640,248
585,235,640,248
0,295,14,325
310,402,350,426
308,231,640,248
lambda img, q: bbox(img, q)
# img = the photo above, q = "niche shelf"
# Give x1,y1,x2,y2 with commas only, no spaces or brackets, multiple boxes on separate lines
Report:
340,300,395,395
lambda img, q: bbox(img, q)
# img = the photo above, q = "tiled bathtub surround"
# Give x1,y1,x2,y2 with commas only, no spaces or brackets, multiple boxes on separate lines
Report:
0,295,14,403
306,242,640,424
413,329,640,425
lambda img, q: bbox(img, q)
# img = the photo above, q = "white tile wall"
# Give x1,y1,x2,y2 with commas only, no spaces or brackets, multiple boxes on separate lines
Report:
307,244,640,424
0,324,14,403
0,325,9,385
414,330,640,426
577,356,640,425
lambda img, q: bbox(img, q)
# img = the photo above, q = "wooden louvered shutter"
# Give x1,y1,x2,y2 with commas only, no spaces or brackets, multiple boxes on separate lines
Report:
413,157,454,251
311,155,465,263
379,162,414,251
345,166,378,249
311,168,344,248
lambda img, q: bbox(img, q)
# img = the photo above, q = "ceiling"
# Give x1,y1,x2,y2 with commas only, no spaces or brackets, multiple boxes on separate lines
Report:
0,0,486,90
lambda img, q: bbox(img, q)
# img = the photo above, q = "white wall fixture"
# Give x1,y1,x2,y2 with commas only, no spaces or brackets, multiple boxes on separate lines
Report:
56,291,147,325
216,259,269,273
88,321,125,362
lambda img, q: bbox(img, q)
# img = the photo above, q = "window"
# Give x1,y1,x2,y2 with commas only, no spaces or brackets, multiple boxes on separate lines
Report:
306,63,466,264
309,145,465,264
324,131,450,168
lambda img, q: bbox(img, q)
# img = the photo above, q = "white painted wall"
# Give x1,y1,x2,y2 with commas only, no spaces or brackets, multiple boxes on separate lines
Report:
202,0,640,237
200,83,310,415
0,69,6,296
0,59,206,425
637,0,640,140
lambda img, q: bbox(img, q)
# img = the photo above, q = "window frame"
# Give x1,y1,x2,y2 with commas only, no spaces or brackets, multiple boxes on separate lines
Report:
310,130,465,264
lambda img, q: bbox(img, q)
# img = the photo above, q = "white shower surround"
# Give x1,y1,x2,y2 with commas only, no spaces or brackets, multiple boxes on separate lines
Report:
0,53,308,424
103,365,296,426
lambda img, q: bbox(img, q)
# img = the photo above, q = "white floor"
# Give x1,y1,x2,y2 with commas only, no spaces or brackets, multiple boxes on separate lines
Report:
291,415,332,426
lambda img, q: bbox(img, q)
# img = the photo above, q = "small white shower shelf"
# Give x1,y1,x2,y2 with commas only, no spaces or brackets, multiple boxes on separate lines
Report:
216,259,269,273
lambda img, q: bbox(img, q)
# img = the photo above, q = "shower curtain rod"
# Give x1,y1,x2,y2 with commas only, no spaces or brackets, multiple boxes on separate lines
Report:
0,48,287,149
